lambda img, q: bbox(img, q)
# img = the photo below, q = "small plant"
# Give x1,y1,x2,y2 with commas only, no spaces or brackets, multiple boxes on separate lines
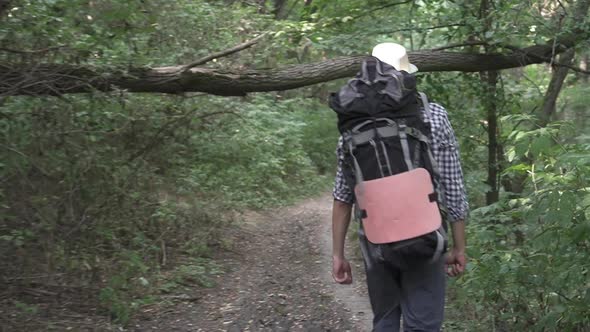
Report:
13,301,39,316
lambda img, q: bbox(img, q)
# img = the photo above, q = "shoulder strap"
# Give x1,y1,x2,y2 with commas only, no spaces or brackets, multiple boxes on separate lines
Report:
418,92,432,125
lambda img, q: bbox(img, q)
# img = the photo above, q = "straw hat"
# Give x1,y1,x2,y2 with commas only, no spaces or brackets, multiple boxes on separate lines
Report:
371,43,418,74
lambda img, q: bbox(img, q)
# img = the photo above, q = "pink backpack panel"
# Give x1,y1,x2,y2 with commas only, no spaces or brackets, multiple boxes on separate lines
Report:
355,168,441,244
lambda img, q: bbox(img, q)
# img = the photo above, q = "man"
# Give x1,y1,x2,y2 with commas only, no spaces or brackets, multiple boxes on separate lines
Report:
331,43,469,331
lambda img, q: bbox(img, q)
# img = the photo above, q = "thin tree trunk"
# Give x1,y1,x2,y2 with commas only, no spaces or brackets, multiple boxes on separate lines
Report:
273,0,289,19
482,70,500,205
581,54,589,83
510,49,576,194
0,0,10,17
480,0,500,205
539,49,575,127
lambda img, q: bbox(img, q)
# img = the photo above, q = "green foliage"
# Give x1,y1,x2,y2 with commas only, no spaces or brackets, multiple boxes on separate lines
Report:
1,0,589,329
1,0,275,66
184,95,338,207
13,300,39,315
452,122,590,331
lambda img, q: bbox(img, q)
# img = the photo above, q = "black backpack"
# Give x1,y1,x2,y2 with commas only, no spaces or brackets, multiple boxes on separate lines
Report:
329,56,448,262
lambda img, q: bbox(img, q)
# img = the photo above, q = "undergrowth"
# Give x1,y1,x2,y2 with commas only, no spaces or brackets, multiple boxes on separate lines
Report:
0,92,339,325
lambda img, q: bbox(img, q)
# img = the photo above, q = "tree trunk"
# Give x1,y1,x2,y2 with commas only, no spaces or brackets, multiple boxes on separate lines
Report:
273,0,289,19
539,49,575,127
494,0,588,197
580,54,589,83
482,71,500,205
509,49,576,194
479,0,500,205
0,0,10,17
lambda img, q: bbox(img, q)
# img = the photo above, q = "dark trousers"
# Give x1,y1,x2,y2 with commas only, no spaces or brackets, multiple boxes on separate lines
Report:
359,228,446,332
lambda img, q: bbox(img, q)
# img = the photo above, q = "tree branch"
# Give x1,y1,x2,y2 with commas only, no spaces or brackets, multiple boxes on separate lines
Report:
183,33,267,70
351,0,413,20
375,22,466,34
0,45,68,54
319,1,414,29
429,41,489,51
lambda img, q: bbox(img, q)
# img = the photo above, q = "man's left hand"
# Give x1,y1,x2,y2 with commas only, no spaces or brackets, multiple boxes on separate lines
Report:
332,256,353,284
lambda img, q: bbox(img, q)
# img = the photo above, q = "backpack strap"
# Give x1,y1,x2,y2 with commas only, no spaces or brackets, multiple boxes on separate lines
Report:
351,118,396,133
397,123,414,171
405,127,429,143
430,226,448,263
345,138,364,185
379,140,393,176
345,138,368,215
418,92,432,124
350,118,399,145
413,139,422,166
369,139,386,178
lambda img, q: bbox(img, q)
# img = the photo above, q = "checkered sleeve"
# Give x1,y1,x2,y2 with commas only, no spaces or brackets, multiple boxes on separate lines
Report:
333,137,354,204
428,103,469,222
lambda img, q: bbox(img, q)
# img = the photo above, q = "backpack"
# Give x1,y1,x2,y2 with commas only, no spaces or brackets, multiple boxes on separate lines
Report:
329,56,448,262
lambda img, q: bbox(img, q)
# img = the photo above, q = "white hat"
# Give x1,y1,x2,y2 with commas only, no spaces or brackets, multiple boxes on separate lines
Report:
371,43,418,74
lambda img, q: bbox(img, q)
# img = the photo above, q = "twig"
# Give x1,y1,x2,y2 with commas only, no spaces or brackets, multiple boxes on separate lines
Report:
195,110,239,120
429,41,489,51
183,33,267,71
540,54,590,74
161,240,167,267
27,282,99,291
64,207,90,238
0,45,68,54
351,0,413,20
0,143,52,177
554,62,590,74
320,0,413,29
504,45,590,74
3,273,66,281
21,287,57,297
127,107,202,161
555,0,569,16
375,22,465,34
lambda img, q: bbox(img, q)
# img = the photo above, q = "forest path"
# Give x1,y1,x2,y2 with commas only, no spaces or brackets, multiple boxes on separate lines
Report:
133,193,373,331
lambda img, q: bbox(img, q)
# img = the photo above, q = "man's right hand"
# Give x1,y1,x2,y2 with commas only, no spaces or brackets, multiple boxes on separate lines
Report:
332,256,353,284
445,247,467,277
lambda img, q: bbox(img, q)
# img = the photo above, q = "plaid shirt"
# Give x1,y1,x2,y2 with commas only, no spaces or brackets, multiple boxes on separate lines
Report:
333,102,469,222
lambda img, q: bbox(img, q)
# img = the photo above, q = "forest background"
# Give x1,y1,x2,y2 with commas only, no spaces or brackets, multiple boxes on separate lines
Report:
1,0,589,330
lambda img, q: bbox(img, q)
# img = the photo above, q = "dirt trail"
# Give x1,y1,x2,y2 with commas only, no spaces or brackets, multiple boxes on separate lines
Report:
133,193,372,331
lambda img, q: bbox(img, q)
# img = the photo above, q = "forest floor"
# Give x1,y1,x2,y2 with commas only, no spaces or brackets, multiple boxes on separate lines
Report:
1,192,470,331
128,193,373,331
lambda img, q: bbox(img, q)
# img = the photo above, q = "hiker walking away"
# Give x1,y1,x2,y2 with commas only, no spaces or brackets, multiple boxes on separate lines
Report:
329,43,469,331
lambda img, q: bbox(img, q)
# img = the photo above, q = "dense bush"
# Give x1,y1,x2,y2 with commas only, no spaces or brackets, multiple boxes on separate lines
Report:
0,92,338,322
444,76,590,330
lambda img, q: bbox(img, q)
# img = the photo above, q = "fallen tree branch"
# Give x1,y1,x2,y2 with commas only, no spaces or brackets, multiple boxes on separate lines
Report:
0,29,588,97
